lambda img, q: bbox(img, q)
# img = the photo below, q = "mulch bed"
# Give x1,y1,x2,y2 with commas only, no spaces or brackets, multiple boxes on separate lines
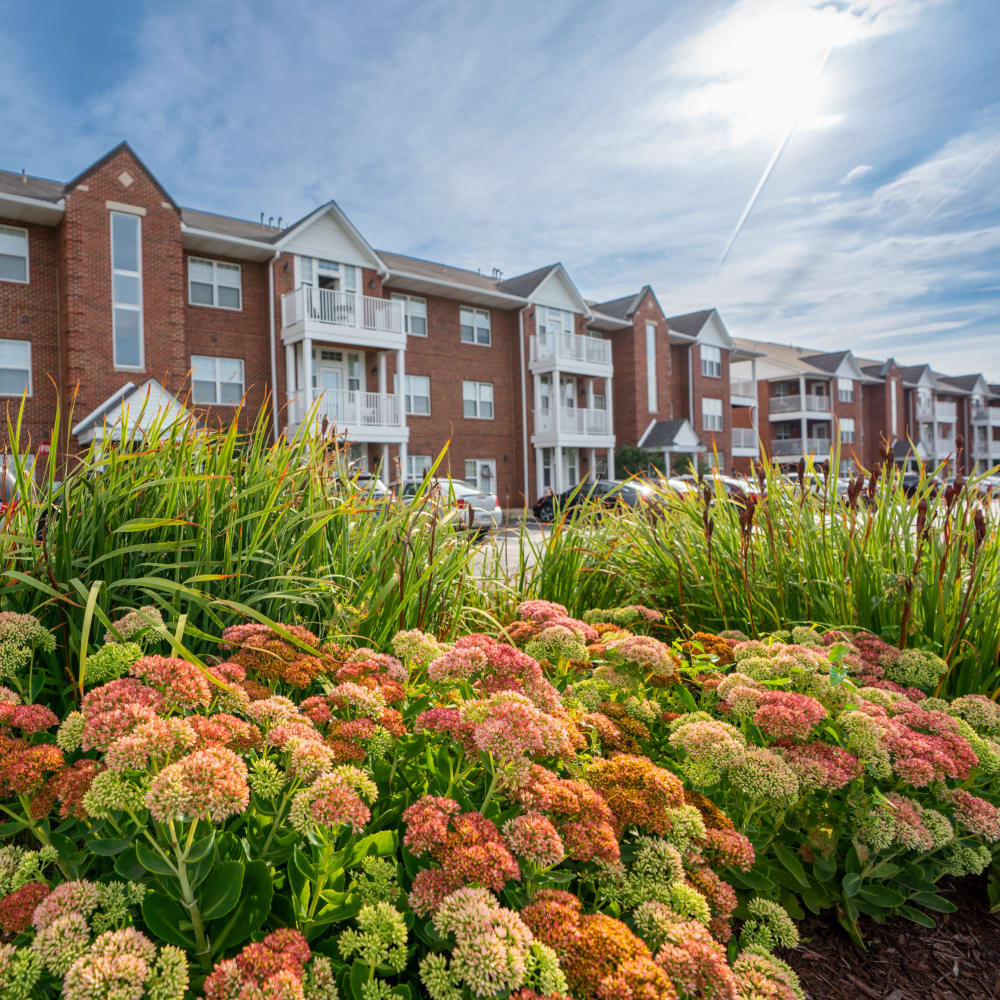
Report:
785,877,1000,1000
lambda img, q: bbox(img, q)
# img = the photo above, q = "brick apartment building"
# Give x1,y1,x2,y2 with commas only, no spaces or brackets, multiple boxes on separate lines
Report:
1,142,997,506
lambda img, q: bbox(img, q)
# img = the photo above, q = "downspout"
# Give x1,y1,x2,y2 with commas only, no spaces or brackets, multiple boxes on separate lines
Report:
518,306,530,505
687,344,695,419
268,251,281,440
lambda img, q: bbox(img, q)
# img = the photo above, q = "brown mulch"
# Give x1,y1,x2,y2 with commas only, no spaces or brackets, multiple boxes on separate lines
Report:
785,877,1000,1000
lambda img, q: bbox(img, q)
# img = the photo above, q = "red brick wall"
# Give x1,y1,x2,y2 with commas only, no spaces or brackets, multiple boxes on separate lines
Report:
0,218,61,462
672,338,732,467
60,149,187,423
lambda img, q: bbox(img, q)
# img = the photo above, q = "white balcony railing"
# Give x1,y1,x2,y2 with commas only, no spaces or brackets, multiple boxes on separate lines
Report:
915,399,934,419
971,404,989,422
732,428,758,449
530,332,612,368
937,436,957,453
730,378,756,399
769,394,832,414
281,287,405,335
770,437,832,457
536,406,612,437
935,400,957,422
291,389,400,429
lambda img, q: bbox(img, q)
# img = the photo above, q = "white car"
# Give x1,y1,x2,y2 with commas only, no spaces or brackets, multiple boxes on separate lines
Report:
401,477,503,533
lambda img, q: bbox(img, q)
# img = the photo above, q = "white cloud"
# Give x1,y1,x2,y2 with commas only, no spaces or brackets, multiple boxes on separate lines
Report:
841,164,874,184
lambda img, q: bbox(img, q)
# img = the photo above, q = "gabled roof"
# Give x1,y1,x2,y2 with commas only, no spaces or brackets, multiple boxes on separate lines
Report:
799,350,850,374
66,141,180,213
378,250,506,292
496,263,559,298
665,309,715,338
273,199,389,274
181,207,281,244
938,373,986,393
638,418,702,452
896,363,934,387
592,290,645,321
71,379,196,445
0,168,64,202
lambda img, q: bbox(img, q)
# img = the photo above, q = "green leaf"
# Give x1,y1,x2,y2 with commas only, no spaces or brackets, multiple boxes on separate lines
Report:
898,904,937,928
188,832,216,863
136,840,176,876
84,836,132,857
868,861,902,879
842,872,862,898
210,860,273,956
858,885,905,909
114,847,145,881
677,685,699,712
350,959,371,1000
733,868,775,891
773,844,811,888
141,891,196,950
908,892,956,914
200,861,245,921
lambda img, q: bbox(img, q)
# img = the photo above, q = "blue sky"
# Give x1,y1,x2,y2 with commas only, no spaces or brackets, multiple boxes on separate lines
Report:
2,0,998,377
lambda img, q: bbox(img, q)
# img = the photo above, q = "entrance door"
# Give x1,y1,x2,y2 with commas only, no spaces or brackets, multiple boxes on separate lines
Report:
314,364,343,422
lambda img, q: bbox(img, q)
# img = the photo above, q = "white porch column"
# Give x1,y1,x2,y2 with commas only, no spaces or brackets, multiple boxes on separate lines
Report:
536,446,544,499
552,365,562,447
605,375,614,438
284,343,295,423
378,351,387,395
798,374,807,455
554,445,564,494
396,348,407,485
663,450,671,476
606,447,615,480
588,447,597,481
380,444,390,479
303,337,314,419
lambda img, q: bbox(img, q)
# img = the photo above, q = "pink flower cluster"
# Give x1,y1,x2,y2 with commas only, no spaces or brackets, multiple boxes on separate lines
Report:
79,680,164,751
403,796,520,915
104,717,196,773
203,928,313,1000
427,645,488,682
145,746,250,823
779,741,860,791
502,811,566,867
0,702,58,734
605,635,679,679
455,634,563,712
752,691,827,741
129,656,212,711
949,789,1000,841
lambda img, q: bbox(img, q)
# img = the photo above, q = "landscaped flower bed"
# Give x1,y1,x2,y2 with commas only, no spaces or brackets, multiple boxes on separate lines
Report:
0,599,998,999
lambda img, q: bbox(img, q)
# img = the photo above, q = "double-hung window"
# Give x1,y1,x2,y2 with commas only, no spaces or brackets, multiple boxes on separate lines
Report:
701,344,722,378
0,226,28,283
191,355,245,405
111,212,143,369
464,459,496,494
407,455,432,482
840,417,856,444
460,307,491,345
702,397,723,432
391,294,427,336
0,340,31,396
395,374,430,415
189,258,242,309
537,307,574,337
646,321,658,411
837,377,854,403
463,380,494,419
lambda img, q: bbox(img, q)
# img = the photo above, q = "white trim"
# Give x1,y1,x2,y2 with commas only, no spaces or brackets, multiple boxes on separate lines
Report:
462,380,495,420
72,382,136,436
0,192,66,214
105,201,146,216
637,418,658,448
0,339,33,397
0,224,29,285
390,293,428,336
459,305,491,346
110,211,145,371
187,256,243,310
190,354,245,406
385,268,528,305
275,201,389,276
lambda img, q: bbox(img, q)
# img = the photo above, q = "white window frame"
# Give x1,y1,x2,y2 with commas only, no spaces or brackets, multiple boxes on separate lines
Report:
537,307,575,337
460,306,491,346
464,458,497,494
463,380,494,420
406,454,433,482
839,417,856,444
111,212,144,371
702,397,723,432
391,294,427,337
837,377,854,403
0,340,32,397
541,447,553,490
394,373,431,416
190,355,245,406
0,225,29,284
188,257,243,310
700,344,722,378
645,321,657,412
890,379,898,436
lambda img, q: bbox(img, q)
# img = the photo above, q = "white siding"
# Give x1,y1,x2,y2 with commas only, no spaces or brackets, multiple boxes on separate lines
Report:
284,212,374,269
530,270,581,313
698,314,731,350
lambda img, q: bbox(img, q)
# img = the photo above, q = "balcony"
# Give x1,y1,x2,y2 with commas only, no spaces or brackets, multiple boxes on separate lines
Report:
529,332,613,376
281,287,406,351
732,428,759,453
937,435,957,454
289,389,406,442
768,394,833,417
971,403,989,422
915,399,934,419
770,437,832,458
934,400,957,422
534,406,613,445
730,378,756,404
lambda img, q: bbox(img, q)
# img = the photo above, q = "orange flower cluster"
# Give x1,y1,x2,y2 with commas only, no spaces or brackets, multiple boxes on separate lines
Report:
587,754,685,837
521,890,677,1000
683,788,735,832
683,632,735,667
517,765,620,864
221,624,335,690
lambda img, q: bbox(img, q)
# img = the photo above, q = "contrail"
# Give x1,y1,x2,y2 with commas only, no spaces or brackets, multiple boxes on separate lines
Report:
922,145,999,224
713,47,833,280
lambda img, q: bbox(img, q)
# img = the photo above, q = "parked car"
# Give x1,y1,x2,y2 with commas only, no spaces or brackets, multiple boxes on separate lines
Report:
0,467,16,513
531,478,678,523
400,477,502,534
901,473,944,498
